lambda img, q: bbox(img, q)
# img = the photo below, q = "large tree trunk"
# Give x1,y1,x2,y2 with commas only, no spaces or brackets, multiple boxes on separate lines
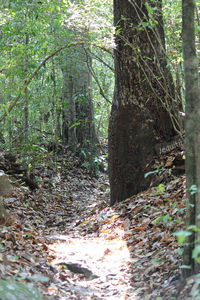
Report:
109,0,183,205
182,0,200,277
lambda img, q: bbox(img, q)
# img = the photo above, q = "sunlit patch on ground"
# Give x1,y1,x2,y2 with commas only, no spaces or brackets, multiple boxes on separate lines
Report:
47,236,138,299
1,152,185,299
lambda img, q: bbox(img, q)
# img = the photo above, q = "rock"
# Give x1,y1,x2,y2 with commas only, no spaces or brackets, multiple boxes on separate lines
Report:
0,201,8,225
58,262,99,279
0,172,12,196
0,172,12,225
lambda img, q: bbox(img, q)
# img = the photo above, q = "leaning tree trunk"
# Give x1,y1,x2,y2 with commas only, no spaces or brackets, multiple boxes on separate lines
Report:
109,0,183,205
182,0,200,277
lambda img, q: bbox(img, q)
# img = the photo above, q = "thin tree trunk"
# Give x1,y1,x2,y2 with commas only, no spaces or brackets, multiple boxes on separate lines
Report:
61,48,98,153
76,50,99,153
23,32,30,143
62,62,77,149
182,0,200,277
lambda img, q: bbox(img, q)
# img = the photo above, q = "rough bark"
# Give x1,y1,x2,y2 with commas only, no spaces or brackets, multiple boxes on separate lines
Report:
109,0,183,205
182,0,200,277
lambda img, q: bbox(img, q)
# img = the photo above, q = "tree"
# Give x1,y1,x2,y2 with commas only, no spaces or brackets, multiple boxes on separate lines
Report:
61,47,98,154
108,0,183,205
0,0,113,153
59,1,99,154
182,0,200,277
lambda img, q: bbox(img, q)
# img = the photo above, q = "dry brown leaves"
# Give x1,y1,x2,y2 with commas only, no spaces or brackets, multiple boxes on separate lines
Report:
0,151,190,299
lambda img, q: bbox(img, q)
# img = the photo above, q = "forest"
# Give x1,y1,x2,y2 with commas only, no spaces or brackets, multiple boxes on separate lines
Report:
0,0,199,299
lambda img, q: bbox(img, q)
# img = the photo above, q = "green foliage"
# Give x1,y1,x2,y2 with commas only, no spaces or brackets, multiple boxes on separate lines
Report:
152,214,172,225
173,230,192,245
80,148,105,175
69,120,81,129
144,165,165,179
155,184,166,193
144,169,160,178
189,184,198,195
0,0,113,150
192,246,200,263
162,0,184,105
0,279,43,300
190,274,200,298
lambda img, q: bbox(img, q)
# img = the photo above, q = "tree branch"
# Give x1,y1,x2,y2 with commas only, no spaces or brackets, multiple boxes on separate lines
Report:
84,50,112,105
89,50,114,72
0,41,113,122
0,41,85,123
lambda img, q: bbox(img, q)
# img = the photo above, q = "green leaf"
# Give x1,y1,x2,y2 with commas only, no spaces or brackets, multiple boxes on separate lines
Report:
180,265,191,269
152,215,172,224
192,245,200,260
144,169,159,178
145,2,154,16
187,225,200,232
155,184,166,193
151,258,162,265
178,248,183,256
8,255,19,261
173,230,192,237
163,198,171,202
189,185,197,195
173,230,192,244
69,121,81,129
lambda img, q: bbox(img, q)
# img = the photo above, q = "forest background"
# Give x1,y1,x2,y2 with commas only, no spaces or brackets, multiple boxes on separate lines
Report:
0,0,185,159
0,0,200,298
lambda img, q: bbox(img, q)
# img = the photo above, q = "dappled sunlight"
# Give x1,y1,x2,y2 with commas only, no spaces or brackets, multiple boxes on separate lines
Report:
46,233,138,299
0,0,191,298
49,237,130,271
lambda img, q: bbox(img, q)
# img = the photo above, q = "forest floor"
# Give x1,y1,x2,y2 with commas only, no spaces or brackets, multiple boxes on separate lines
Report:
0,149,198,299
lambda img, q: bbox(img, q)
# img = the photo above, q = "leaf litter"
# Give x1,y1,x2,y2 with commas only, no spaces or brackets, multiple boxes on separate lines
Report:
0,150,193,299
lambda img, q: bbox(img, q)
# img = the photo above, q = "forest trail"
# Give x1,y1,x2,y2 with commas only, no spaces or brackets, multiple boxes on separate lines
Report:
2,153,135,299
1,151,187,299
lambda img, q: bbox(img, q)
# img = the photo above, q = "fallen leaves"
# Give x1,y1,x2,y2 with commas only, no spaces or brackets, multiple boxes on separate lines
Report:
0,148,189,299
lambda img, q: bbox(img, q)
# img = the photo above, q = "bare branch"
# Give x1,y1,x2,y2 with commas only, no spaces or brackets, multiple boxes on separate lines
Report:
84,50,112,105
88,50,114,72
0,41,85,122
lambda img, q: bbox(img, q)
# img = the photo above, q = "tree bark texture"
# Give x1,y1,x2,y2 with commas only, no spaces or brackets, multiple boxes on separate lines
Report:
109,0,183,205
182,0,200,277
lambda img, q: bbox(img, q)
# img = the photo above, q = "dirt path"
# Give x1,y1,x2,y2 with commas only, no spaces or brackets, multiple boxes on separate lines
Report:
2,162,136,299
43,175,135,299
1,155,186,299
